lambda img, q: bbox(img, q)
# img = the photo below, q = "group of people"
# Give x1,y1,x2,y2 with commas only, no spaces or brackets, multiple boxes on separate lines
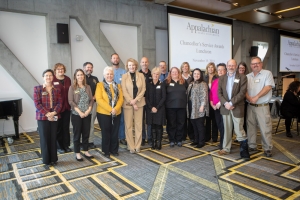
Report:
33,54,278,166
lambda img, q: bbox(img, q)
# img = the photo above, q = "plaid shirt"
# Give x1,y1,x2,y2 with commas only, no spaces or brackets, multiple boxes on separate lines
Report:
34,85,62,120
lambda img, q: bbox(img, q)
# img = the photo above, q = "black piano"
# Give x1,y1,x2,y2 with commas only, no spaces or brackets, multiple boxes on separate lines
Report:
0,98,23,140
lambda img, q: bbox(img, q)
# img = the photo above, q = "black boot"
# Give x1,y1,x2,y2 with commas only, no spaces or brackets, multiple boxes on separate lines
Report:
240,139,250,160
286,132,293,138
151,129,156,150
156,127,162,150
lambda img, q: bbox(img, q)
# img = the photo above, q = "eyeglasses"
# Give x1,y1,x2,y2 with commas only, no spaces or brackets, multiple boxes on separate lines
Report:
251,62,261,66
56,68,64,71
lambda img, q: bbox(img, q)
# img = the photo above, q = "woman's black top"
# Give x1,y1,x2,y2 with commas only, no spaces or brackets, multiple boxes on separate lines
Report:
130,72,138,98
281,90,300,117
165,79,188,108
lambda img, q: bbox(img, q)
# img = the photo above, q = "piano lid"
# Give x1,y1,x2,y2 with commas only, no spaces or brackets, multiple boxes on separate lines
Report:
0,97,22,102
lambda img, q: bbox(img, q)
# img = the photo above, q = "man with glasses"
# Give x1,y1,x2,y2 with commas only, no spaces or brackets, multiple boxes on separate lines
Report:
218,59,250,160
246,56,275,157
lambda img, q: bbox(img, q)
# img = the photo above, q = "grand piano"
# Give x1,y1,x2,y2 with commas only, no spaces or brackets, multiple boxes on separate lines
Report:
0,98,23,142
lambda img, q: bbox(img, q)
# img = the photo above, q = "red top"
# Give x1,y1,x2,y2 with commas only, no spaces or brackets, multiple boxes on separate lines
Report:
53,75,71,112
209,78,220,105
34,85,62,120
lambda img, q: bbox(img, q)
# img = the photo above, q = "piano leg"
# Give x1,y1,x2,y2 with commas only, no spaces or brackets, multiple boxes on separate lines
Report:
12,115,20,139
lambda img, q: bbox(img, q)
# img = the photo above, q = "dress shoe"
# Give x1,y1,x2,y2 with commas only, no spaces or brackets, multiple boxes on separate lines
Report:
84,154,94,159
141,139,146,146
195,144,204,148
112,152,119,156
218,149,229,155
135,149,140,153
286,132,293,138
190,142,198,145
88,143,96,149
130,150,135,154
177,142,182,147
264,150,272,157
248,147,257,152
57,149,65,154
240,139,250,160
120,139,127,145
104,154,110,158
51,162,57,166
170,142,175,148
76,156,83,162
65,147,72,152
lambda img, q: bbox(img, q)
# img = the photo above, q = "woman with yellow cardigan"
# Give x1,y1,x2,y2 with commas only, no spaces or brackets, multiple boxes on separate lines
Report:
96,66,123,158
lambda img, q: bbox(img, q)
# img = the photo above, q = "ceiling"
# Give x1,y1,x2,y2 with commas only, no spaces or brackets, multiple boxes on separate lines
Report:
151,0,300,33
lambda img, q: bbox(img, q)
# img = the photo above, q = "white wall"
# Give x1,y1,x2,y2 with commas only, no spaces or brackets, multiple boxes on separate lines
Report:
155,29,168,67
0,11,48,84
0,64,37,134
70,19,108,80
100,22,138,65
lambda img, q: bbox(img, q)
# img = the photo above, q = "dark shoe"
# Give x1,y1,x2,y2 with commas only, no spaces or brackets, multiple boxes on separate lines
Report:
84,154,94,159
76,156,83,162
286,132,293,138
190,142,198,145
57,149,65,154
240,139,250,160
177,142,182,147
104,154,110,158
156,128,162,150
88,143,96,149
170,142,175,147
218,150,229,155
264,150,272,157
141,139,146,146
234,139,238,143
248,147,257,152
51,162,57,166
120,139,127,145
65,147,72,152
195,144,204,148
112,152,119,156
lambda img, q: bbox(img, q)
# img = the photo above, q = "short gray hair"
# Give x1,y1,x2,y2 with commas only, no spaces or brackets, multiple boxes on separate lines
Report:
151,67,161,76
103,66,114,76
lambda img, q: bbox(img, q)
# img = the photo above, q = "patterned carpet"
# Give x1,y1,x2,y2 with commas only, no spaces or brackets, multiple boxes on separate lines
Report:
0,120,300,200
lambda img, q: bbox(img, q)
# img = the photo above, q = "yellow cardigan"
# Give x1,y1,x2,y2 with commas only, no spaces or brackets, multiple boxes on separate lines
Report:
95,82,124,115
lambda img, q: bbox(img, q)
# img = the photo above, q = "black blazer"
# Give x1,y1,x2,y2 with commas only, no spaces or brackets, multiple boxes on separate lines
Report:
281,90,300,117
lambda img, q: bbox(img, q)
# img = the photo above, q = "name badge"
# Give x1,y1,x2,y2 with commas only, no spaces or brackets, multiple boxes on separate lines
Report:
53,82,59,85
119,78,122,81
74,90,80,94
170,83,175,86
156,85,161,89
149,77,152,79
234,79,240,83
42,92,48,95
254,79,260,83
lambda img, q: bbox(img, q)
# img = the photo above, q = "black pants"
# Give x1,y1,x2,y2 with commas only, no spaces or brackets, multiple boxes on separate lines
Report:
56,110,71,150
37,120,58,165
191,117,205,146
71,114,91,153
97,113,120,155
205,105,218,142
183,117,194,141
166,108,186,143
214,109,224,147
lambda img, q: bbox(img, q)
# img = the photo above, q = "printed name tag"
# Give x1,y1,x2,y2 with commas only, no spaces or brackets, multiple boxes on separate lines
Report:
74,90,80,94
170,83,175,86
42,92,48,95
53,82,59,85
149,77,152,79
119,78,122,81
254,79,260,83
156,85,161,89
234,79,240,83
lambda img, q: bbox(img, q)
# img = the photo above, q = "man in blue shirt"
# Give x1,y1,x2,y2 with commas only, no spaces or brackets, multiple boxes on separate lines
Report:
111,53,127,145
159,61,168,81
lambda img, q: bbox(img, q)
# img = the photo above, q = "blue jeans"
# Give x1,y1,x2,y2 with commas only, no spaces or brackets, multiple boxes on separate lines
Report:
118,109,125,140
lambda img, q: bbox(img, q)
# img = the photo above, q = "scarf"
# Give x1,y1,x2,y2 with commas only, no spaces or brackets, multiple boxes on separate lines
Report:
103,79,119,109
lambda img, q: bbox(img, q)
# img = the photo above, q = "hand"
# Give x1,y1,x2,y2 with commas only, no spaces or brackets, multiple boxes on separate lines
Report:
84,110,90,117
211,105,216,110
250,96,259,104
151,107,157,113
224,102,232,110
216,102,221,109
130,99,137,105
199,106,204,113
47,116,54,121
111,108,116,115
229,106,235,110
79,111,85,118
46,112,55,118
133,104,138,111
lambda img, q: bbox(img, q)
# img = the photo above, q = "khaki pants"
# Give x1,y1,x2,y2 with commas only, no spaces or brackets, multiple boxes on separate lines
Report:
123,106,143,151
88,102,97,143
247,104,272,151
222,110,246,153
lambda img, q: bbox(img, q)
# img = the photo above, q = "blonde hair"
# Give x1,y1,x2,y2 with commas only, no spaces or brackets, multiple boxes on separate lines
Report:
180,62,191,74
205,62,217,76
151,67,161,76
125,58,139,72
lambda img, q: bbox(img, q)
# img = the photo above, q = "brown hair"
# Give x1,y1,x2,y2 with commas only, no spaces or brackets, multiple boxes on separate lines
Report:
72,69,86,88
205,62,217,76
166,67,185,84
180,62,191,74
53,63,66,75
237,61,249,75
125,58,139,72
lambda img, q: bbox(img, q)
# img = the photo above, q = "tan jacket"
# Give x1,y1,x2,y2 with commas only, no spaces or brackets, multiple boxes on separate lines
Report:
121,72,146,108
68,85,94,110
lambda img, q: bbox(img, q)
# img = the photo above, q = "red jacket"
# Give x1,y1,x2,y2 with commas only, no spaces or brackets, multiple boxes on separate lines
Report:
53,75,71,112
